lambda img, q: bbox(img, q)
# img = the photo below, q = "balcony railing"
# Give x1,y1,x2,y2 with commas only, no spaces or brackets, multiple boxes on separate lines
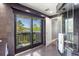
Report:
16,31,41,49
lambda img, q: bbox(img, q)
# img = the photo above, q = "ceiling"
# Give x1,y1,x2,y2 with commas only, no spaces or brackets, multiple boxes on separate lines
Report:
20,3,58,16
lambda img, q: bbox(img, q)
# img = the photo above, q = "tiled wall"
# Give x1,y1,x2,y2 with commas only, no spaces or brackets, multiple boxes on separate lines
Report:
0,4,15,56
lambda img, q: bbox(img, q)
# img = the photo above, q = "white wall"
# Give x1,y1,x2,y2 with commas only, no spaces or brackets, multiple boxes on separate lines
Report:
46,17,53,46
52,15,63,34
51,15,63,46
45,15,62,46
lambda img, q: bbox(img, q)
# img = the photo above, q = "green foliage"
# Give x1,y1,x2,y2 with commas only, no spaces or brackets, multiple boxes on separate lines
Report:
33,24,41,31
16,20,29,32
33,34,37,41
16,20,41,48
16,20,41,32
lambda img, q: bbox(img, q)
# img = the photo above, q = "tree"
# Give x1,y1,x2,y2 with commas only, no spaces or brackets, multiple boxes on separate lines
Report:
16,20,29,45
16,20,27,32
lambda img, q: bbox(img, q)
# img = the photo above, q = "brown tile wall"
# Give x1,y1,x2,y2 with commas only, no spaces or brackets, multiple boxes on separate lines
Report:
0,4,15,56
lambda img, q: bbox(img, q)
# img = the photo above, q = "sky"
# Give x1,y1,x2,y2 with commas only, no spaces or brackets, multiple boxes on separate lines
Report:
16,16,41,28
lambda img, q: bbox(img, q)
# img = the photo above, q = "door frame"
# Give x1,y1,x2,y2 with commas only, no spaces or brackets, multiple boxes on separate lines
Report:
13,8,44,54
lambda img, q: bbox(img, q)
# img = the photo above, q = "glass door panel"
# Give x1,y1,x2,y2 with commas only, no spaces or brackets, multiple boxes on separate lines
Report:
14,10,44,53
16,14,31,49
33,19,42,44
65,18,74,55
64,4,74,55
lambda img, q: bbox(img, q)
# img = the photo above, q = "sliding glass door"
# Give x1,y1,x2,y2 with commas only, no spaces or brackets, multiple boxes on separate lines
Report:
16,14,31,49
33,19,42,44
14,10,44,53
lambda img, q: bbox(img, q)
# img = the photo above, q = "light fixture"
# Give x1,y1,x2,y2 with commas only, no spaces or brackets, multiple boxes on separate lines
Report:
41,15,45,17
45,8,50,11
45,8,53,14
25,10,31,13
49,11,53,13
74,3,79,5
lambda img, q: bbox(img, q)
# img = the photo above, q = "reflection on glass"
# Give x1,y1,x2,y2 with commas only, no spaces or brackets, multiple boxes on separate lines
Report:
33,19,41,44
16,14,31,49
65,18,74,55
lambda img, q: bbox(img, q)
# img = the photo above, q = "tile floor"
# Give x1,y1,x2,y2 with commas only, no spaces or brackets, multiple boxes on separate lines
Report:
15,44,60,56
